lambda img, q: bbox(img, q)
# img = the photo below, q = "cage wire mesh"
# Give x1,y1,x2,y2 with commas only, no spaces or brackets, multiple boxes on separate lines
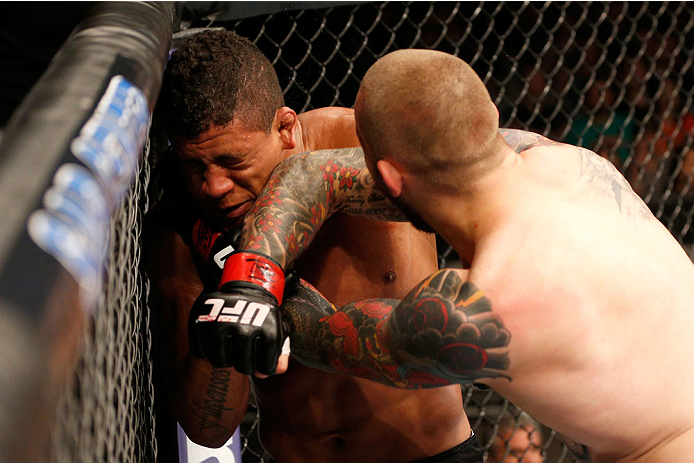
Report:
50,141,156,462
49,1,694,463
219,1,694,253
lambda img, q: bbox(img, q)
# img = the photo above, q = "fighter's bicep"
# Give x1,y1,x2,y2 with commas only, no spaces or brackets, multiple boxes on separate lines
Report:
275,147,408,221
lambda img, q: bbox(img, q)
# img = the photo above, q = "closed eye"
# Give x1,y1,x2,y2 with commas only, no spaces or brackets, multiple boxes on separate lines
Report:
216,153,248,169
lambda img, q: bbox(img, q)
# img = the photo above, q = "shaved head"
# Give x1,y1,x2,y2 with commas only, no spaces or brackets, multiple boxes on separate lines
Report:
355,49,503,190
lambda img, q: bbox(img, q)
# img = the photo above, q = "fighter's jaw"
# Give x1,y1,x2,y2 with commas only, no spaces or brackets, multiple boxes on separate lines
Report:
201,199,254,229
220,200,253,220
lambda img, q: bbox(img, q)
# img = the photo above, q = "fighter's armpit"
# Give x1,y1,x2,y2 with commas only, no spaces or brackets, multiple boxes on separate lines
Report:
283,272,512,388
562,436,592,462
500,128,560,153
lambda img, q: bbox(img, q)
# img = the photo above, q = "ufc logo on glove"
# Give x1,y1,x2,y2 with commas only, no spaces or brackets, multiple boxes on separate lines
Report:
197,298,271,326
189,251,286,373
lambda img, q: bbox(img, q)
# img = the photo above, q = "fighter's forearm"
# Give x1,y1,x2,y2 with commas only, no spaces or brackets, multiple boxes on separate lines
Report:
282,280,433,388
173,355,249,447
157,293,251,446
283,271,513,388
239,147,406,269
143,223,250,447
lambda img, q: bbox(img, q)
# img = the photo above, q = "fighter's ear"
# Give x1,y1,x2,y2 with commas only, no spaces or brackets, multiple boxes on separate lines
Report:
276,107,298,149
376,159,404,197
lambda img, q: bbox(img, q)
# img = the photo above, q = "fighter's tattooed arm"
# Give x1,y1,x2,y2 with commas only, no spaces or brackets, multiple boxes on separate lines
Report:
499,128,561,153
283,269,512,388
191,367,234,438
240,147,406,268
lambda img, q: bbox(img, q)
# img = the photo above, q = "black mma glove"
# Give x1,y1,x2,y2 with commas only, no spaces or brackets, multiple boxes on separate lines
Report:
190,218,240,286
189,251,287,374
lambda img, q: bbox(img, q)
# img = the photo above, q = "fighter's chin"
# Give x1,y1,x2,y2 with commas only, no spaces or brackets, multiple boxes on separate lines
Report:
370,169,436,234
388,195,436,234
224,200,253,220
207,201,253,229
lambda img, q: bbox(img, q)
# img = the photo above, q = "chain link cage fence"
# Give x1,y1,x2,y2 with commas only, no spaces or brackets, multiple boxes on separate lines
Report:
49,1,694,462
5,2,174,462
50,142,157,462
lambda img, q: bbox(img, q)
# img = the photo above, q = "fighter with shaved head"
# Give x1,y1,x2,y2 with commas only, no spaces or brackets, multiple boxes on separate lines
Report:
209,49,694,462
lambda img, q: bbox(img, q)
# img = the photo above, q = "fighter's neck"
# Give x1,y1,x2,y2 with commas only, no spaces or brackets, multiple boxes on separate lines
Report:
424,194,502,262
417,153,523,261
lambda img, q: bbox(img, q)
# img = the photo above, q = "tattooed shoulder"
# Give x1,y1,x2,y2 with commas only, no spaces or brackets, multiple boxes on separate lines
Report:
500,129,560,153
574,146,653,220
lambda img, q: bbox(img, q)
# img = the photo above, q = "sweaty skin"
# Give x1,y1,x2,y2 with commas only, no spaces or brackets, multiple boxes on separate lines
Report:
236,130,694,462
144,108,471,462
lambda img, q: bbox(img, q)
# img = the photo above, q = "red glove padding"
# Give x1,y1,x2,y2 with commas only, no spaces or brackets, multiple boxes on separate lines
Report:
218,252,285,301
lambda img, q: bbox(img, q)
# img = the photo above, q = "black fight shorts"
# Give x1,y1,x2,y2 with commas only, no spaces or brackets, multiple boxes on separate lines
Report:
414,431,483,463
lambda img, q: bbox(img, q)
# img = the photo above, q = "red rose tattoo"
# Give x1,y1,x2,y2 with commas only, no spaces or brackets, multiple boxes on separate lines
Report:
283,271,511,389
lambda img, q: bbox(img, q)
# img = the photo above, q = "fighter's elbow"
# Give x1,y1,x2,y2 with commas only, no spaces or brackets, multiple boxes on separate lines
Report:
177,419,238,449
188,433,233,449
172,395,246,449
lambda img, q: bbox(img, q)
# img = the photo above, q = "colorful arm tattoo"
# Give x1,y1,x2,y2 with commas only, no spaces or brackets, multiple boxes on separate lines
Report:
499,128,561,153
241,147,407,268
283,269,512,388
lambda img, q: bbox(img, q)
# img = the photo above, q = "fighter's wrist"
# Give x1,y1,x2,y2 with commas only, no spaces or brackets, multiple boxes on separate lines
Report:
220,251,286,302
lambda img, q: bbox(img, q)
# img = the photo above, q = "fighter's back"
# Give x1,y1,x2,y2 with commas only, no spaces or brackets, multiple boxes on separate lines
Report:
473,143,694,461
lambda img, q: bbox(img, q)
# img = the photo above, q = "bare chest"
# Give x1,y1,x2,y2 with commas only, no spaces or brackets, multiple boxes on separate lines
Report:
294,213,438,305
